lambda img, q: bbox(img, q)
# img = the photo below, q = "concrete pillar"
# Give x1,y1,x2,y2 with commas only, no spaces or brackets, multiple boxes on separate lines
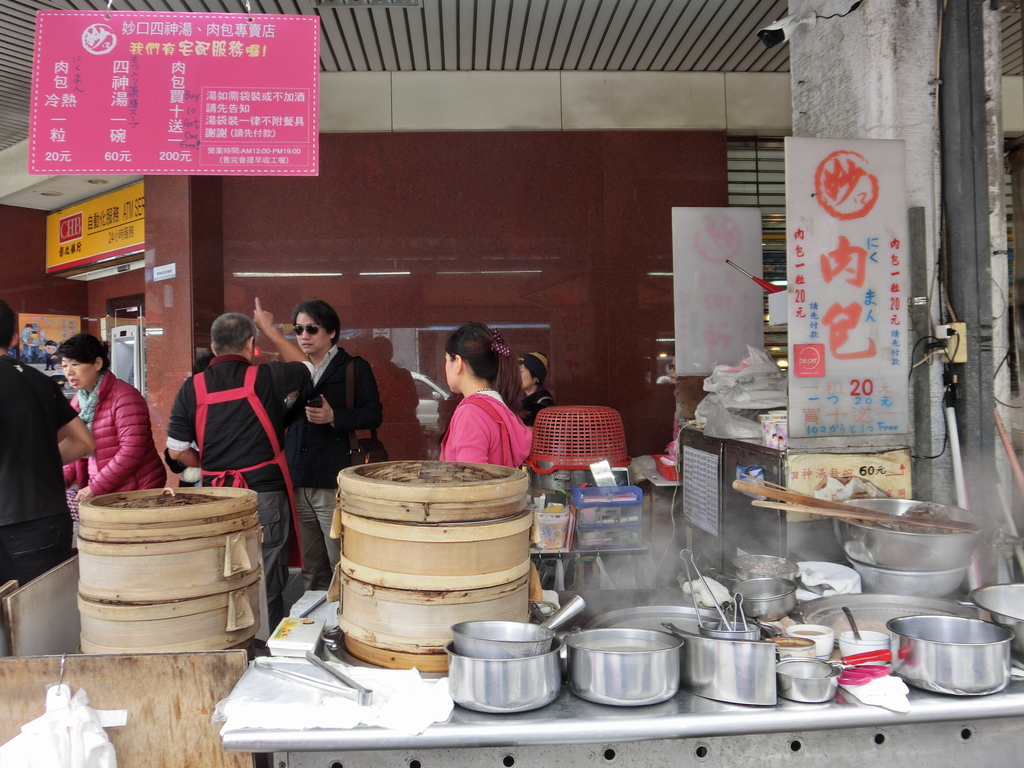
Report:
143,176,224,455
789,0,1006,505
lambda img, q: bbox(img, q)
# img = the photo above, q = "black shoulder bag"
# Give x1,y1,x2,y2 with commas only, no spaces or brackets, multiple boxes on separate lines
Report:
346,358,388,464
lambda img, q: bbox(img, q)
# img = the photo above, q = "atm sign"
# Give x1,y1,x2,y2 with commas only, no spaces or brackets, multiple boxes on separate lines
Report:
59,213,82,243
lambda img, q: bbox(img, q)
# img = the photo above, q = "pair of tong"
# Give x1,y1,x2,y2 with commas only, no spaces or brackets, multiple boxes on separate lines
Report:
679,549,732,629
253,652,374,706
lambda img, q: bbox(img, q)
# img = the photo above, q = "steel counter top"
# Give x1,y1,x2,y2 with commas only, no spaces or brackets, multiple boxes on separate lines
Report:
221,679,1024,753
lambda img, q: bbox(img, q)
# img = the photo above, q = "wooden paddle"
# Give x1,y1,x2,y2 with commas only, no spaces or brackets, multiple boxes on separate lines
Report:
747,498,980,534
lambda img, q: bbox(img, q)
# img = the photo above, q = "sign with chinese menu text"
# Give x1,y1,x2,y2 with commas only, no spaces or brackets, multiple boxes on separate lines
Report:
673,208,765,375
45,181,144,274
29,11,318,175
785,138,909,441
787,450,912,501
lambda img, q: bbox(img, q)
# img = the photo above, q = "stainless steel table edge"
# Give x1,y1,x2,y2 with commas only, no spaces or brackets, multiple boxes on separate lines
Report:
221,681,1024,753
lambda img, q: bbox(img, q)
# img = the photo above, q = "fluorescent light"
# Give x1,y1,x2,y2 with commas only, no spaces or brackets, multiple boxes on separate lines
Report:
777,360,789,368
647,272,673,277
770,280,787,286
359,271,411,276
656,338,675,343
232,272,344,278
437,270,543,275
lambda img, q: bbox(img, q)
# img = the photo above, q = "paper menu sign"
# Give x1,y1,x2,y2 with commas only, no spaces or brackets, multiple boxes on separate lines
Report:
29,10,319,176
673,207,766,376
784,138,910,442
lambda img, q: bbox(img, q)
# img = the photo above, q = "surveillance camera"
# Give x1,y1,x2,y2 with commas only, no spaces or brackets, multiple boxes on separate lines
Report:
757,14,815,48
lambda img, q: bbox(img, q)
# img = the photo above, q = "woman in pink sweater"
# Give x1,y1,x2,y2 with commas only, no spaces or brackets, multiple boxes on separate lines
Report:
440,322,533,467
59,334,165,501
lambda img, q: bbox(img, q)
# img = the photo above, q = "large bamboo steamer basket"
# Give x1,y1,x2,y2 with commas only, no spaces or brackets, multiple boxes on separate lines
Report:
78,569,261,654
336,460,529,523
338,572,529,672
75,488,262,654
77,524,262,602
338,509,531,588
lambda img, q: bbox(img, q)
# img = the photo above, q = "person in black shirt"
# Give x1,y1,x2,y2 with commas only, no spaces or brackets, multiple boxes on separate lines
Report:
518,352,556,427
0,299,94,585
167,306,312,627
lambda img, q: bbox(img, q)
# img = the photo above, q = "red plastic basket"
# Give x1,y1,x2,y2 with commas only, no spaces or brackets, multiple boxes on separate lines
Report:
526,406,630,473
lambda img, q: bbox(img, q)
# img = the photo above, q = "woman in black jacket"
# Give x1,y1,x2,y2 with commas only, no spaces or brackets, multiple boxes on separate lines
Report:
519,352,555,427
281,299,383,590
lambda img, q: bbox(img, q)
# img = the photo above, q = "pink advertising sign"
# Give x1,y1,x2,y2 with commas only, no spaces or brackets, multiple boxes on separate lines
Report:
784,137,909,444
29,11,319,175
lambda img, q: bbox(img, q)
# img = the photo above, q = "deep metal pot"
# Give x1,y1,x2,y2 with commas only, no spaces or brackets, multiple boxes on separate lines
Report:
564,628,681,706
970,584,1024,659
887,615,1013,696
446,638,562,713
776,658,841,703
663,623,777,706
732,554,799,582
835,499,978,571
733,578,797,621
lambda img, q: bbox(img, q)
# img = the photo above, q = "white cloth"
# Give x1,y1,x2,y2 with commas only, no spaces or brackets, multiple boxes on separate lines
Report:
682,577,731,608
796,561,861,601
839,675,910,713
0,684,123,768
217,658,454,737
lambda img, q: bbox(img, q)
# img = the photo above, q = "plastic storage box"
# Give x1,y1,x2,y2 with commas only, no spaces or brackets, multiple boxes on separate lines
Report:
571,485,643,527
575,524,645,551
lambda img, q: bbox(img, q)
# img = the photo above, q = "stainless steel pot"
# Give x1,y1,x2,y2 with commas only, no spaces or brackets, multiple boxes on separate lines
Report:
887,615,1013,696
663,623,776,706
564,628,681,706
970,584,1024,659
446,639,562,713
776,658,840,703
733,578,797,621
452,595,586,659
835,499,979,571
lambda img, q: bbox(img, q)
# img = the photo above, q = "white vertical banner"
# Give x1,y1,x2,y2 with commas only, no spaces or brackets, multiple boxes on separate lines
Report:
673,207,765,375
785,137,910,441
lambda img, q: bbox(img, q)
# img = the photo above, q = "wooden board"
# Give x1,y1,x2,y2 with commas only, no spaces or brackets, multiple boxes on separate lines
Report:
0,651,253,768
3,556,80,656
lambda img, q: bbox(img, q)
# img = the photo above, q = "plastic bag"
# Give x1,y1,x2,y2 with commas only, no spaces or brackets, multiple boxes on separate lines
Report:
0,684,119,768
696,398,763,440
703,346,786,394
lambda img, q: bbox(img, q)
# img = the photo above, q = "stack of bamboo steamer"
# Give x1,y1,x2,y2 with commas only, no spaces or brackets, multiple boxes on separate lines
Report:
76,487,262,654
335,460,531,672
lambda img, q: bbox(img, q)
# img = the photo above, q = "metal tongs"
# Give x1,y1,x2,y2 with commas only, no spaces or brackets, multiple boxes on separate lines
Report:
679,549,731,629
252,653,374,706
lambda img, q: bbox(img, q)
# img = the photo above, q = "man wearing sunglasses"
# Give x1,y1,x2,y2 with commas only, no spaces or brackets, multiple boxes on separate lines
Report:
258,298,382,591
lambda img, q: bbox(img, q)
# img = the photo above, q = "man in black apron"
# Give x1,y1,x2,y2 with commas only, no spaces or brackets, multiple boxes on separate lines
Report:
167,309,312,628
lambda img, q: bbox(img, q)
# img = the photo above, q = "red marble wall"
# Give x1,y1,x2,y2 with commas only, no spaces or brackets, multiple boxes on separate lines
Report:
0,204,88,326
220,131,728,459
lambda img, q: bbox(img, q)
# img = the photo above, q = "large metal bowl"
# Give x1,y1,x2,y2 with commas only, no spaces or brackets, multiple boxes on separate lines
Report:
969,584,1024,659
887,615,1013,696
849,558,968,598
834,498,979,571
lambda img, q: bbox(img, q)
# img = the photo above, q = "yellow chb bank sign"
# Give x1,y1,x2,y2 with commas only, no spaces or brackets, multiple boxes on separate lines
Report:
46,182,145,274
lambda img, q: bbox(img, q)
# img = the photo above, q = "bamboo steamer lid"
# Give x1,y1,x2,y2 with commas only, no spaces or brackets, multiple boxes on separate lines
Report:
337,460,528,523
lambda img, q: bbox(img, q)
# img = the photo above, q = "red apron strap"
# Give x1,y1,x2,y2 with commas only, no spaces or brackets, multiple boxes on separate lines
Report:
193,364,302,567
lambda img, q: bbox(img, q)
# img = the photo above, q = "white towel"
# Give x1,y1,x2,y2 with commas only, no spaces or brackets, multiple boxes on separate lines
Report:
839,675,910,713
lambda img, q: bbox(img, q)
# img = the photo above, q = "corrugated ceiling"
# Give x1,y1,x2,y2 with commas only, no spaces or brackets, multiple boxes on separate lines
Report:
0,0,1021,152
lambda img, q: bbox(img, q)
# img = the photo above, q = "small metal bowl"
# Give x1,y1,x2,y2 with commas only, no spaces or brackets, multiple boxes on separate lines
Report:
732,554,800,582
776,657,841,702
733,577,798,621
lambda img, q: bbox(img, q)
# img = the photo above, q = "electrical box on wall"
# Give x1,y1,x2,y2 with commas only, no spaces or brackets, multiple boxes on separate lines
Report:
937,323,967,363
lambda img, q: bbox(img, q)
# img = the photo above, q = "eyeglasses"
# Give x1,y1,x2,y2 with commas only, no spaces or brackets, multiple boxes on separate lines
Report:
293,324,323,336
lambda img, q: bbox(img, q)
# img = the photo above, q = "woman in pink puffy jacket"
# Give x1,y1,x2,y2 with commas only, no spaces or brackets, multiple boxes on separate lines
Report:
59,333,166,501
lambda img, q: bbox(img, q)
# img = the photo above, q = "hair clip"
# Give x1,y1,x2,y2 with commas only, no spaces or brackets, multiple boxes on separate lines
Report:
490,329,511,357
